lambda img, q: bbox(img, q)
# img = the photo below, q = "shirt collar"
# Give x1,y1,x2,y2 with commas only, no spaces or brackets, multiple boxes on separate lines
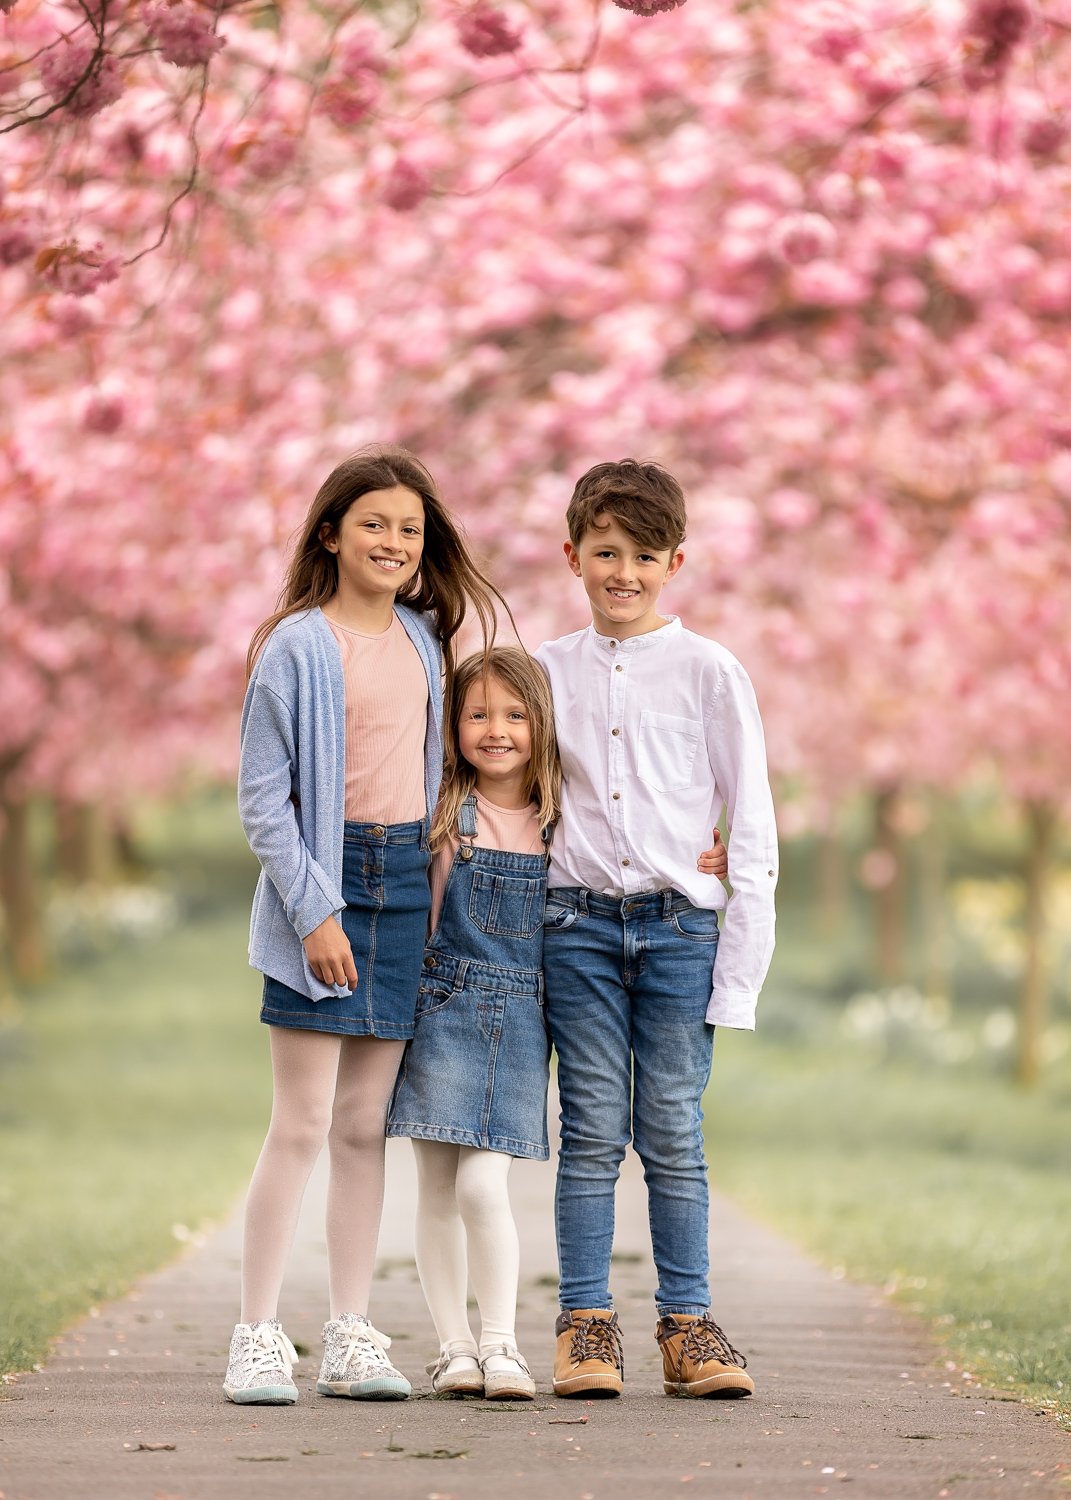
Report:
589,616,683,653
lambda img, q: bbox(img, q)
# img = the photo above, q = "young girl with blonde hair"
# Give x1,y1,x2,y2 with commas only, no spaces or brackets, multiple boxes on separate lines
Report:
387,647,559,1400
225,444,506,1405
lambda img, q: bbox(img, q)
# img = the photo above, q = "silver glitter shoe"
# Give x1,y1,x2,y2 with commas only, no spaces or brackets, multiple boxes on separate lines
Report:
222,1320,299,1404
316,1312,411,1400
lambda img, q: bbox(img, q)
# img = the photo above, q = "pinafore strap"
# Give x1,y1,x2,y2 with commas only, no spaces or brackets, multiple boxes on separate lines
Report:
457,794,479,839
456,793,550,860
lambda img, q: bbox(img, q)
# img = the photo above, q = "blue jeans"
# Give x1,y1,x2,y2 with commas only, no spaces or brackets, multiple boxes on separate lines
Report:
543,887,717,1317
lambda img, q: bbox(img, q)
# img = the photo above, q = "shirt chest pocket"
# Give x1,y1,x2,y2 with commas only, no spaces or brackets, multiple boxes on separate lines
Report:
637,709,703,793
468,871,546,939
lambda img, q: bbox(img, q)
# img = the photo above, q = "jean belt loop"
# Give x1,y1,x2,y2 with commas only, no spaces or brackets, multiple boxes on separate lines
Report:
662,888,675,919
454,958,468,994
577,888,590,918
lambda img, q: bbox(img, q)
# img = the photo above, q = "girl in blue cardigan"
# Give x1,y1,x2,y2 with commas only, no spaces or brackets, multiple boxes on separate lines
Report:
226,445,505,1406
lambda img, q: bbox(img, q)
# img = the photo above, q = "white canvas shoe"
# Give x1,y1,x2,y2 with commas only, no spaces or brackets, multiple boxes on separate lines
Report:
480,1343,536,1401
222,1320,299,1404
317,1312,411,1400
426,1340,484,1397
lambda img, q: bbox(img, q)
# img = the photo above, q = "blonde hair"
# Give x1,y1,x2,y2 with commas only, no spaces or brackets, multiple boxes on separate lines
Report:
430,647,560,852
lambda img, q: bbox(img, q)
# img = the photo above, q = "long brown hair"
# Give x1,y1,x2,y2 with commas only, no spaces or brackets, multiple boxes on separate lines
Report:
246,444,510,679
430,647,560,852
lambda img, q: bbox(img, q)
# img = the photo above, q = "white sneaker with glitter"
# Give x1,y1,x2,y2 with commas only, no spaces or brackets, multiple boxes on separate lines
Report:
317,1312,411,1400
222,1319,299,1404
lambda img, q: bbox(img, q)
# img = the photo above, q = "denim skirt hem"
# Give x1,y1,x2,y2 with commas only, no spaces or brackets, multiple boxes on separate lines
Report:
260,1006,415,1040
387,1121,549,1162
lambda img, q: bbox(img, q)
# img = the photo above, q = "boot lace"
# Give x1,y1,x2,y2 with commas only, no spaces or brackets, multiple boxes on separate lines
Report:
568,1315,624,1374
669,1315,747,1378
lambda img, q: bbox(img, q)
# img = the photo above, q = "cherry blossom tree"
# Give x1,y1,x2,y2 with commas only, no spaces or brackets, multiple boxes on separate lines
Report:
2,0,1069,1054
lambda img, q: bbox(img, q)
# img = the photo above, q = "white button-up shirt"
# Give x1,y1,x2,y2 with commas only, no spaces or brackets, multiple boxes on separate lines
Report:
536,617,777,1030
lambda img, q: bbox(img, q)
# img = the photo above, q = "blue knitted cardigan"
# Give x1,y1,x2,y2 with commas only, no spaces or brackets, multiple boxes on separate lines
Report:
238,604,444,1000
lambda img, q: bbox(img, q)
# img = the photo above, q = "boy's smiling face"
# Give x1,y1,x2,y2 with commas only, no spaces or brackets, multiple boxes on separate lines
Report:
565,512,684,639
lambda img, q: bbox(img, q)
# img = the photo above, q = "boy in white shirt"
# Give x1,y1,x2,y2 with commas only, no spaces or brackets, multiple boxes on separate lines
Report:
535,459,778,1401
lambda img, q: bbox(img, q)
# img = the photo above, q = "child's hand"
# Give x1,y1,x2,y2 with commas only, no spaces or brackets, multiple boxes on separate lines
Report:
697,828,728,880
303,916,358,990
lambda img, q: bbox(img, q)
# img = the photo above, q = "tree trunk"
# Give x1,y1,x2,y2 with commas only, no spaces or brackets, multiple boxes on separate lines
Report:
0,793,48,983
1016,800,1056,1088
919,793,949,1001
875,788,907,985
55,800,117,885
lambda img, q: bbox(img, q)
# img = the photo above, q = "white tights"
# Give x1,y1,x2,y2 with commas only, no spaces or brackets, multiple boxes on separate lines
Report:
240,1027,405,1323
412,1140,519,1355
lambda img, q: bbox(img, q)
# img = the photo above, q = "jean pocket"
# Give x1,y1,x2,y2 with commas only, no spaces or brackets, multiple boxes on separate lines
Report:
543,897,581,931
667,901,719,943
637,710,702,793
416,979,455,1016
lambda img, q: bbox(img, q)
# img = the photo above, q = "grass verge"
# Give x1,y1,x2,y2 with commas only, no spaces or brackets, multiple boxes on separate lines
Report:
0,897,267,1376
707,1017,1071,1428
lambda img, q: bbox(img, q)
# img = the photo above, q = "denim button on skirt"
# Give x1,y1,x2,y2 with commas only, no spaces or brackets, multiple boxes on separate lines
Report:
387,950,551,1160
259,819,430,1039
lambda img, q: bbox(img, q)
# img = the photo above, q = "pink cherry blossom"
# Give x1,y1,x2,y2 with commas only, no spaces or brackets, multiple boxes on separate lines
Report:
318,76,380,130
82,392,125,434
1024,117,1067,156
144,3,225,69
768,211,837,266
0,220,35,266
40,43,123,117
457,4,522,58
382,159,431,212
612,0,688,12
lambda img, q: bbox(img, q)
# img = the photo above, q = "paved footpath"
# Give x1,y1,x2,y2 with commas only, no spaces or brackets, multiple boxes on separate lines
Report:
2,1129,1068,1500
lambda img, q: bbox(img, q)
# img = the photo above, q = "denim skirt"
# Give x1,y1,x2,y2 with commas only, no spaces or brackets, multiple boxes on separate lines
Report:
259,818,430,1039
387,951,551,1160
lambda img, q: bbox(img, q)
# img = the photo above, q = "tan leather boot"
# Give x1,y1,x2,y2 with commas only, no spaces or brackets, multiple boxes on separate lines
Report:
656,1313,755,1398
553,1309,624,1398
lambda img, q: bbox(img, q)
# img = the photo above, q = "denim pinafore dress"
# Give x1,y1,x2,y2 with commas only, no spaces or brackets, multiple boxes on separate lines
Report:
387,795,550,1161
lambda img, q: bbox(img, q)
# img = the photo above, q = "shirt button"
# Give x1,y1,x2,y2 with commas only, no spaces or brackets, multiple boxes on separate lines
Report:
611,727,621,736
612,792,621,800
615,665,623,673
622,858,631,867
768,869,776,877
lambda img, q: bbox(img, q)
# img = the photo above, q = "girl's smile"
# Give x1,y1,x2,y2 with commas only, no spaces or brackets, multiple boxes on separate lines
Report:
321,485,424,628
458,675,533,806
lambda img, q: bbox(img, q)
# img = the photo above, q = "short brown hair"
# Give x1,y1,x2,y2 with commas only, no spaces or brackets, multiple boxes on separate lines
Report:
567,459,687,552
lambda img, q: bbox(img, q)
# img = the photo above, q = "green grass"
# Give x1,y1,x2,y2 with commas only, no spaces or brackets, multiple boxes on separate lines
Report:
0,802,269,1376
706,998,1071,1428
